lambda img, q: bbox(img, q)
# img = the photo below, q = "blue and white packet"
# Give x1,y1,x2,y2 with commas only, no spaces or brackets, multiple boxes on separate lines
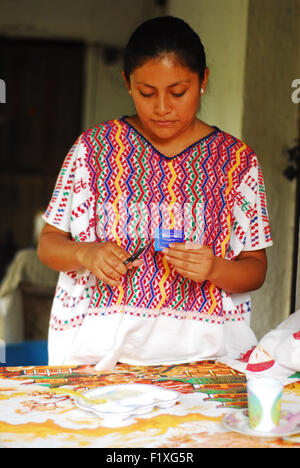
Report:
154,228,184,251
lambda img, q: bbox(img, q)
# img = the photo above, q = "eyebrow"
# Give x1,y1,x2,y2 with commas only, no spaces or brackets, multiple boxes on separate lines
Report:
136,80,191,88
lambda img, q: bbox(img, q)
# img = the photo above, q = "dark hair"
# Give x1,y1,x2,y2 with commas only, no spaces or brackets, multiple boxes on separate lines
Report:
123,16,206,83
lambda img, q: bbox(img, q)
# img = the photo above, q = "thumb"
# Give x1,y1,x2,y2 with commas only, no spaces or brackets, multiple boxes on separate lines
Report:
184,242,203,250
127,259,144,269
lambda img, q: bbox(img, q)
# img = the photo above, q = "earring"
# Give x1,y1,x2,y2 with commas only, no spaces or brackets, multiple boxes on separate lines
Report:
201,88,204,95
129,90,132,95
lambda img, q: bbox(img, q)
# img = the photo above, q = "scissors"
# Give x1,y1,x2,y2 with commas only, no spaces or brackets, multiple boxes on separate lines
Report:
123,241,151,265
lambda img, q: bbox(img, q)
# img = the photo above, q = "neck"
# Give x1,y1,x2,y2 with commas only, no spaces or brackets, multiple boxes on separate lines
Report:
127,116,215,157
131,115,202,154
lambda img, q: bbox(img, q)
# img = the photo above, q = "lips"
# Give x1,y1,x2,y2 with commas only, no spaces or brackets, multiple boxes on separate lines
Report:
153,120,177,127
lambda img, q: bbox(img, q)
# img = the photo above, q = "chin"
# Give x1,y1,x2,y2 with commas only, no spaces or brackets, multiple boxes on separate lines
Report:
148,124,180,140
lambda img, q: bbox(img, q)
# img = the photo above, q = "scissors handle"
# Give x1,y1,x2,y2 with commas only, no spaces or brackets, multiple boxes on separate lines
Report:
123,242,150,265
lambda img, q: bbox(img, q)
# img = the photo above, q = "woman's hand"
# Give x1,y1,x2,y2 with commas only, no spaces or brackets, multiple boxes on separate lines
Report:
38,224,142,287
75,241,142,287
162,242,267,293
163,242,215,283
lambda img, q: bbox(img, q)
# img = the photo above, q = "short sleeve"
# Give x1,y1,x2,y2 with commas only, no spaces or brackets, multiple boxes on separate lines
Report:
243,164,273,251
42,133,95,242
43,136,81,232
229,158,273,257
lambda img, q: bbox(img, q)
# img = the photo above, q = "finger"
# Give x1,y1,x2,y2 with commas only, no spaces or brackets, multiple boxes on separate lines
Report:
102,260,126,280
163,250,200,265
168,242,202,251
105,254,128,276
183,242,203,250
166,242,185,251
164,254,198,271
127,259,144,269
166,260,204,282
110,244,131,264
172,266,203,282
95,268,121,287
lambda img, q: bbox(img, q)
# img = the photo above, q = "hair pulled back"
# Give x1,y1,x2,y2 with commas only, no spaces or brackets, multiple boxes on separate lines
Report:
123,16,206,83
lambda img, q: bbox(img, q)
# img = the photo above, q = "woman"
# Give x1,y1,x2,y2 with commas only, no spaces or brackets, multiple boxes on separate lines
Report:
38,16,272,368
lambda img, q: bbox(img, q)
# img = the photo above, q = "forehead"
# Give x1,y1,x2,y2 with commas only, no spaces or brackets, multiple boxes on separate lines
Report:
131,54,199,85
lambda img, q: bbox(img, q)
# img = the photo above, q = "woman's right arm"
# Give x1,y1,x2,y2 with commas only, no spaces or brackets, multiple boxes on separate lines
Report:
37,223,133,287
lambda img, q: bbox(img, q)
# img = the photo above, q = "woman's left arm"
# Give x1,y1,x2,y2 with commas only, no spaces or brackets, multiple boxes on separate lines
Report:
163,243,267,294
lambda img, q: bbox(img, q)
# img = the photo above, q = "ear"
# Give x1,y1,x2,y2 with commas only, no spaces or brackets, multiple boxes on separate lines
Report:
201,67,209,93
122,71,131,94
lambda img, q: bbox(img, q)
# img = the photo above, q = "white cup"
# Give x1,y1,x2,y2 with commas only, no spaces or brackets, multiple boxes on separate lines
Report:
247,377,283,432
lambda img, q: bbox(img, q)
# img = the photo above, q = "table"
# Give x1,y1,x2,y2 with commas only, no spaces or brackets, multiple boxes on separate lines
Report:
0,361,299,448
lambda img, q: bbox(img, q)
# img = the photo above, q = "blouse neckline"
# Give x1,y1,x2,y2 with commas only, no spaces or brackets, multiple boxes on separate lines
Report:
120,116,220,160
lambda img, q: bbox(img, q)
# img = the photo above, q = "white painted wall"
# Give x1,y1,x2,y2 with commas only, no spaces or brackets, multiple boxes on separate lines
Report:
168,0,299,338
82,45,133,129
242,0,300,337
168,0,249,139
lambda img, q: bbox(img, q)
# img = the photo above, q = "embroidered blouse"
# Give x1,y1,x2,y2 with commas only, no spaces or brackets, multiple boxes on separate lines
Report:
43,118,272,367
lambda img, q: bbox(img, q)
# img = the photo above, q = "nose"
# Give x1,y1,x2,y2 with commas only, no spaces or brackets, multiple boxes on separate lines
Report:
154,93,171,116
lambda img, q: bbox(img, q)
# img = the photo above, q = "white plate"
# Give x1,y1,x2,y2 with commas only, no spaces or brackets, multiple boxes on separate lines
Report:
74,383,180,419
223,410,300,439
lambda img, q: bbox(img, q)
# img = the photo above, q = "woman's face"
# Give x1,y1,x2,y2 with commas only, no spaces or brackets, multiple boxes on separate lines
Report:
125,54,207,144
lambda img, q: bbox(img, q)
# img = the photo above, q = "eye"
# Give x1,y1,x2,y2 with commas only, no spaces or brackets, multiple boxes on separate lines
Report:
139,91,154,98
171,91,186,98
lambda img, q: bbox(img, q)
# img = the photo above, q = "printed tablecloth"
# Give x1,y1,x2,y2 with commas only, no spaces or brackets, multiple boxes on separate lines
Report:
0,361,299,448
